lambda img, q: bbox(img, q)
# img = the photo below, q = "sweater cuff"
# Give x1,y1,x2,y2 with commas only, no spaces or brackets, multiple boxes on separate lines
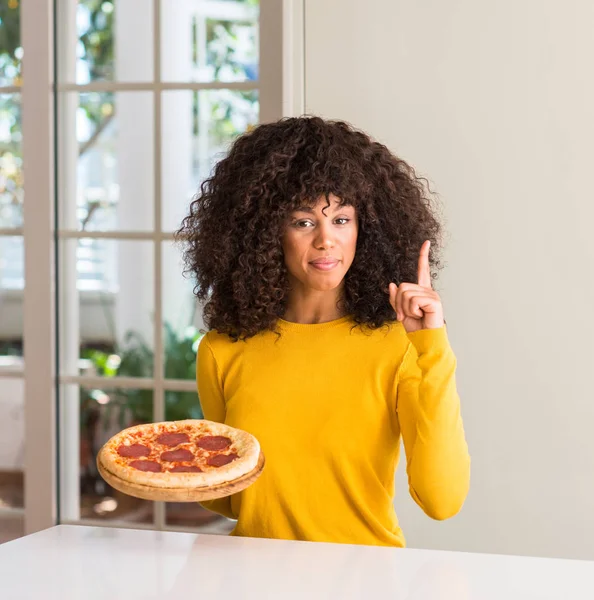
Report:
406,324,451,355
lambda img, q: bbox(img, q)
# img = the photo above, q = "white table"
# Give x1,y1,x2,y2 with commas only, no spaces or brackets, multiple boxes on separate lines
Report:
1,525,593,599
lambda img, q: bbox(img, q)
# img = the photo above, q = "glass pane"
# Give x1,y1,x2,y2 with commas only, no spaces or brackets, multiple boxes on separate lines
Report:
56,0,154,84
164,391,233,532
161,89,259,232
0,377,24,511
61,384,154,524
0,236,23,358
0,94,23,228
162,243,204,382
161,0,259,83
0,1,22,87
57,92,154,232
59,239,154,377
164,389,202,423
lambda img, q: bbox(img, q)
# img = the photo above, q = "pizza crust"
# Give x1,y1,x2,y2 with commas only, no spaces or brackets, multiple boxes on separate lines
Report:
97,419,261,489
97,451,265,502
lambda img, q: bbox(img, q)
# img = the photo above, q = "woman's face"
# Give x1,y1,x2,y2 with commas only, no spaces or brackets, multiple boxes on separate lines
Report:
281,194,358,294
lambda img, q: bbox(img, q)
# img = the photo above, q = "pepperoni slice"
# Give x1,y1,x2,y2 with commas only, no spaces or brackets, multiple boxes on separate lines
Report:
207,453,239,468
161,448,194,462
197,435,232,451
130,460,162,472
156,432,190,447
117,444,150,458
169,465,203,473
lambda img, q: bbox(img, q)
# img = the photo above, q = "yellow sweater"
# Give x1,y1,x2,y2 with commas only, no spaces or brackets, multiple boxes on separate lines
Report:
196,314,470,547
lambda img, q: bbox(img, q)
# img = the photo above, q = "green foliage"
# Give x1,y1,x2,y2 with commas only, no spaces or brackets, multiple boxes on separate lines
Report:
0,1,23,222
78,0,115,81
0,1,21,85
77,1,115,131
205,19,256,81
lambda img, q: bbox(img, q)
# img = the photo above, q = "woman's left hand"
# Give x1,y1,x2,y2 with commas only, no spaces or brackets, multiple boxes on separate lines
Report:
388,240,445,333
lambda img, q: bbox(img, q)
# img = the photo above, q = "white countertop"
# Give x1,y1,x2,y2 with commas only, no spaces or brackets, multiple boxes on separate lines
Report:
1,525,593,599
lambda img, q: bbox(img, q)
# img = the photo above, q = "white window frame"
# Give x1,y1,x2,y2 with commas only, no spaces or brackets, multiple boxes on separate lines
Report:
0,0,304,535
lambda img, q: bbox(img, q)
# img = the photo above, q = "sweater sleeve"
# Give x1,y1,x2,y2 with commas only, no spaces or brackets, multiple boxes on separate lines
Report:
195,335,235,519
395,325,471,520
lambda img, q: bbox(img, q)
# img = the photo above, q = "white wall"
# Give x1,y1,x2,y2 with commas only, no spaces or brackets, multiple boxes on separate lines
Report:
304,0,594,560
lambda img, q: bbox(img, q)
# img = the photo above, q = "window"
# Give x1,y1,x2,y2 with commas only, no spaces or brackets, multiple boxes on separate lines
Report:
55,0,271,533
1,0,301,537
0,0,24,542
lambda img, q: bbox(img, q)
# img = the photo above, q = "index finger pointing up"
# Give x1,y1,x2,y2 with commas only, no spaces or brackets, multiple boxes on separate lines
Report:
417,240,432,288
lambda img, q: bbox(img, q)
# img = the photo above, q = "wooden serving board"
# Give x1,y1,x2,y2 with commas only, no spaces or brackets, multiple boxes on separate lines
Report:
97,451,265,502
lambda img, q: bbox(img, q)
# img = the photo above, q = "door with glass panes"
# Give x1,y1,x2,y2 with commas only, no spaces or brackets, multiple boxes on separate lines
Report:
0,0,301,540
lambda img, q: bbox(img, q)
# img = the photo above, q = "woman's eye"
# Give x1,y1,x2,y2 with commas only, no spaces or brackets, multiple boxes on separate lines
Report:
294,218,350,228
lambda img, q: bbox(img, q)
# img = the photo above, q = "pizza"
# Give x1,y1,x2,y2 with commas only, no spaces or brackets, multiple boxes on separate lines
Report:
97,419,263,501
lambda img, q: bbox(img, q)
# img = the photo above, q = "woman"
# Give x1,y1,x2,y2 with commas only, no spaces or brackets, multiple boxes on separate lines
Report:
177,116,470,547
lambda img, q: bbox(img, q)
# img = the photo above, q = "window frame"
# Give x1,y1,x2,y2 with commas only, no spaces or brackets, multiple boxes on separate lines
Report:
0,0,304,535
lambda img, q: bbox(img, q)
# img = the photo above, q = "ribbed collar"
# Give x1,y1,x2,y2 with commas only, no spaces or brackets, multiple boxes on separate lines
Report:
275,314,354,332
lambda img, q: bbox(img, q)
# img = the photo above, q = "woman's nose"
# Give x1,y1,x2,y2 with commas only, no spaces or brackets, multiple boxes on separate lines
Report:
313,222,335,249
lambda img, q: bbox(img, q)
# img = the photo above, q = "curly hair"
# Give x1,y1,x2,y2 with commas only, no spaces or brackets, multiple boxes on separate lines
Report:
176,116,445,342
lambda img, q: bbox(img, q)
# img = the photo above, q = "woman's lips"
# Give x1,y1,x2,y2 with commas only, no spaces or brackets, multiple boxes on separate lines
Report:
309,260,339,271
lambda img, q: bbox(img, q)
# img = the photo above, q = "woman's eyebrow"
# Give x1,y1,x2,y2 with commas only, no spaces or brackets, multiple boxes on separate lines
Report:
295,205,352,213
